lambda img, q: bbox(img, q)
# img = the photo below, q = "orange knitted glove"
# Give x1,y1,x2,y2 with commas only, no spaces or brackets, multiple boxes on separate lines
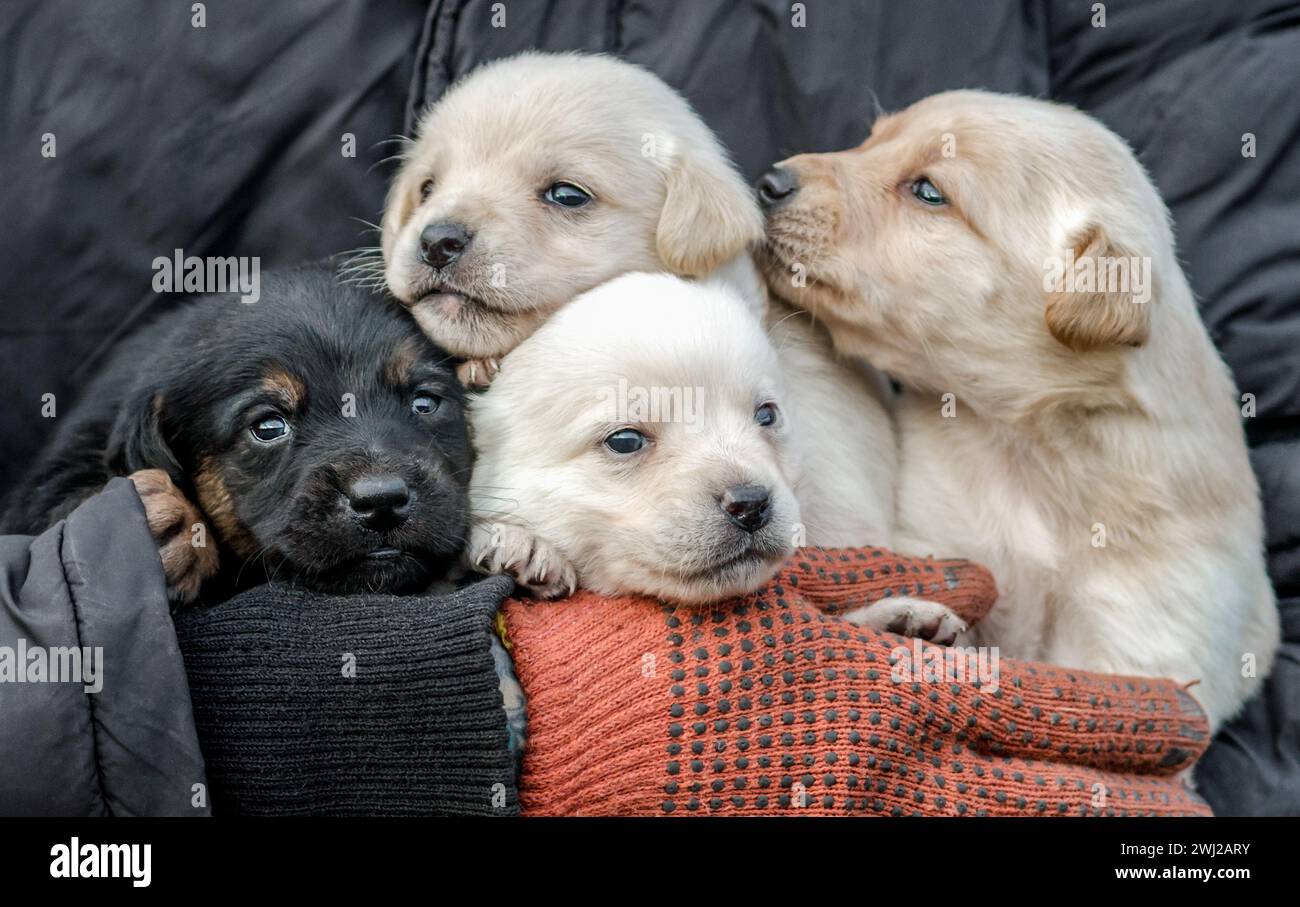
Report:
779,546,996,632
502,546,1211,817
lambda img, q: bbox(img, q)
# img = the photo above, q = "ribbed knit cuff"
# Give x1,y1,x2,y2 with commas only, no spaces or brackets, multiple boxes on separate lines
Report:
172,575,518,816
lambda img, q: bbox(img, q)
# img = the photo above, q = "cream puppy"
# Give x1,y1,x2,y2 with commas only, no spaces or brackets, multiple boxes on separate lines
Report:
372,51,901,556
759,90,1279,729
468,273,961,638
468,273,801,604
378,52,760,368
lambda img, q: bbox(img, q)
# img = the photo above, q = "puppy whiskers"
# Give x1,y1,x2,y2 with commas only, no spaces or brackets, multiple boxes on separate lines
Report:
348,218,383,235
337,247,389,291
234,543,276,588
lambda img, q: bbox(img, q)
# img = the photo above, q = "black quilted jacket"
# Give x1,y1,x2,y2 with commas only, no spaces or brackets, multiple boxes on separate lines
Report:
0,0,1296,814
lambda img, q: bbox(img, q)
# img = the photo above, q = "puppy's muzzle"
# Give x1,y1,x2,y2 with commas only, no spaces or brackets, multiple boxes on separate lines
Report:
720,484,772,533
347,474,412,531
419,221,472,269
757,166,799,209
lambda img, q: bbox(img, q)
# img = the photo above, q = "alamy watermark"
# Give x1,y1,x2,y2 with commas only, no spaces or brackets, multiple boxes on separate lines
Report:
890,637,1000,693
0,639,103,693
50,838,150,887
597,378,703,428
1043,249,1151,305
152,248,260,303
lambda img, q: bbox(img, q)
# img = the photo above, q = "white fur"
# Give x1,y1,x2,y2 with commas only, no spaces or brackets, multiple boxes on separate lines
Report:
469,274,803,604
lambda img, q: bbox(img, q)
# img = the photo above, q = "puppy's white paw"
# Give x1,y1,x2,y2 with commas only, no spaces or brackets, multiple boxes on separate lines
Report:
457,358,500,390
468,521,576,599
843,596,967,646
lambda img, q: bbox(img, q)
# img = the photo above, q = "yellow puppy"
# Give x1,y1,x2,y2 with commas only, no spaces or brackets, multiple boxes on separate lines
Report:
759,90,1278,730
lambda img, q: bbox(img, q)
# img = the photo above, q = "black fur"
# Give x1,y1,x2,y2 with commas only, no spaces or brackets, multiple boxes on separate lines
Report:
0,262,472,598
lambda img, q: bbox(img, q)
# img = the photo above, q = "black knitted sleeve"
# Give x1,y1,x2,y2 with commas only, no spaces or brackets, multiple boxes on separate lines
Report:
171,575,518,816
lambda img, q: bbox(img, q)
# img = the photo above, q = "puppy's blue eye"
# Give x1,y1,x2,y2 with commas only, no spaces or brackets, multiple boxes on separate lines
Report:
411,394,441,415
604,429,647,455
755,402,779,427
250,415,290,443
911,177,946,206
544,182,593,208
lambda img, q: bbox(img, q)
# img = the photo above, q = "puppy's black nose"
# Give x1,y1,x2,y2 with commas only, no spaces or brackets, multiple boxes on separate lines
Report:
721,484,772,533
348,475,411,531
757,166,798,208
419,221,471,269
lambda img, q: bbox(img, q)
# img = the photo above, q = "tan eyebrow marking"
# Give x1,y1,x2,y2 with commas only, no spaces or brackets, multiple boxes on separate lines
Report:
260,367,305,410
385,336,422,387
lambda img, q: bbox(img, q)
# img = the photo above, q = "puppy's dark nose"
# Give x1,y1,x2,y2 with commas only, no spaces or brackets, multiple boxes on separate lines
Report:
348,475,411,531
419,221,471,269
757,166,798,208
721,484,772,533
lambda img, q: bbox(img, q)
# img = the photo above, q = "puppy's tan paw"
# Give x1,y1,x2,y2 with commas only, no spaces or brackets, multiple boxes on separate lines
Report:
468,521,576,599
128,469,219,607
843,596,967,646
456,358,500,390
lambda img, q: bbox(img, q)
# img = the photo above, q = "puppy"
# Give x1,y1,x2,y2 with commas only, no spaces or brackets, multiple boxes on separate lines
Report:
759,90,1279,729
378,52,760,371
467,272,964,640
373,51,900,552
467,273,803,604
2,263,472,603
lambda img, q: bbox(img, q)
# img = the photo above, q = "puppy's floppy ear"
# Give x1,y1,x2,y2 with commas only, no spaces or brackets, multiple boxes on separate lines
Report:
1045,224,1151,352
107,388,185,487
656,143,764,278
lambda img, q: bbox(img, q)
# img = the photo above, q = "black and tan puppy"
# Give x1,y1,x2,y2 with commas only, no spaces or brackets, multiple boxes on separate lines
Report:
1,262,471,604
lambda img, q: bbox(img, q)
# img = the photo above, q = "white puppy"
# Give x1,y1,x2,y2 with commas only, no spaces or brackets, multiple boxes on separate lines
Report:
760,90,1279,729
468,273,801,604
372,51,900,552
467,273,964,639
